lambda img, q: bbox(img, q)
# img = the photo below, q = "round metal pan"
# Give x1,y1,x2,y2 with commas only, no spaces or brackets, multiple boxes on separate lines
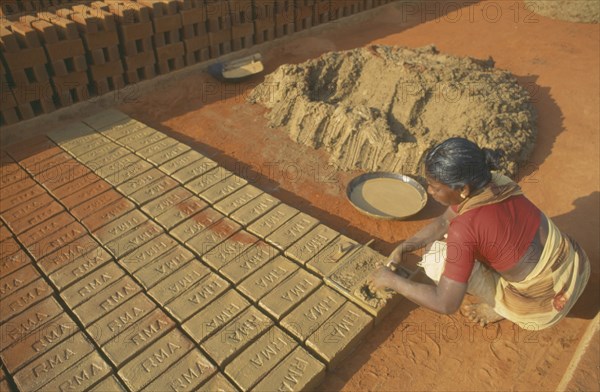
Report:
346,172,428,220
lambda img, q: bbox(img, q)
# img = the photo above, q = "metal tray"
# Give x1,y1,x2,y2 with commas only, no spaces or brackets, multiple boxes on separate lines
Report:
346,172,427,220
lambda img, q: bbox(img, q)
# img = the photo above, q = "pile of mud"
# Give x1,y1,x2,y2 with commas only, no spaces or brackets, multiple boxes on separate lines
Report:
249,45,537,178
525,0,599,24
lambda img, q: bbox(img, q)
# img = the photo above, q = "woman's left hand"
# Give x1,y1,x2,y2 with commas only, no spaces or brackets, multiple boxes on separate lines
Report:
367,267,396,292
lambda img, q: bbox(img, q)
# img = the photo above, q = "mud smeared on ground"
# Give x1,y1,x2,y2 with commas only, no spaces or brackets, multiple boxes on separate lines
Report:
525,0,599,24
249,45,537,177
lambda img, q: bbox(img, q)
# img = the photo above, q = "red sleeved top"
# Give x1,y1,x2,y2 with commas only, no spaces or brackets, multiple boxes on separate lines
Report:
442,195,542,283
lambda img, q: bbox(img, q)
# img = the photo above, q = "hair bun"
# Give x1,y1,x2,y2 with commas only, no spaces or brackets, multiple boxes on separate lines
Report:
483,148,503,171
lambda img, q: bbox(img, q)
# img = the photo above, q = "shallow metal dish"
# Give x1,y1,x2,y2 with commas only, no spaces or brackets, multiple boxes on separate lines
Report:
346,172,428,220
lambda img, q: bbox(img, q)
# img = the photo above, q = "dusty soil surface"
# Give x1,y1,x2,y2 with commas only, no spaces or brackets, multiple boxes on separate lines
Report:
525,0,600,24
249,45,536,177
3,0,598,390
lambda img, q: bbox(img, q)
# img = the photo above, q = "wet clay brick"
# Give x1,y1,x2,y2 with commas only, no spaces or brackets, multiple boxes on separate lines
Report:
230,192,281,226
326,245,409,318
154,196,208,229
198,373,239,392
35,160,91,190
266,213,320,251
169,207,223,243
281,286,346,342
6,201,63,235
306,235,359,278
202,230,258,270
185,167,233,194
49,169,100,200
186,217,241,257
247,204,299,239
60,263,126,308
251,346,326,392
13,331,95,392
116,168,167,196
49,123,97,147
106,220,163,258
0,279,52,323
134,137,180,160
83,197,137,233
259,269,322,320
0,228,10,243
147,260,210,305
89,375,127,392
71,189,124,221
82,109,129,130
225,326,297,391
77,141,120,164
285,224,340,265
92,210,148,245
23,151,73,177
2,193,54,225
73,276,142,326
41,350,111,392
0,264,40,301
49,247,113,291
66,135,110,157
118,328,194,391
87,293,156,346
7,137,57,164
96,117,148,141
117,233,177,273
133,245,195,289
182,289,250,344
172,157,218,183
237,256,299,303
60,179,113,209
146,142,192,166
1,177,36,199
219,241,280,284
37,235,104,276
1,313,78,373
201,306,273,367
28,221,87,260
86,148,132,173
159,149,205,175
165,273,230,323
141,187,193,218
0,249,32,279
199,174,247,204
18,211,74,248
0,185,45,213
129,175,179,205
0,295,64,351
104,160,153,186
305,302,373,369
1,168,28,190
118,128,166,152
95,154,143,179
102,308,175,366
213,184,263,216
143,349,216,392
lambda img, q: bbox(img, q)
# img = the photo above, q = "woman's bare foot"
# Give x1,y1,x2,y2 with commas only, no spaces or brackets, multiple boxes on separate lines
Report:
462,303,504,326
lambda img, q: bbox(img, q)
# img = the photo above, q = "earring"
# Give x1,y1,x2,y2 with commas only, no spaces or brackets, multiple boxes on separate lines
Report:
460,193,467,199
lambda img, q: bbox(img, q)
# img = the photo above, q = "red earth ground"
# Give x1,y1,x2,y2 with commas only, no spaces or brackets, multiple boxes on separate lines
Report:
3,0,598,390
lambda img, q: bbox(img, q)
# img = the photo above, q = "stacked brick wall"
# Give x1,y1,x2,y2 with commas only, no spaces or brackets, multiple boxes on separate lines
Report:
139,0,186,74
57,4,126,95
33,12,91,106
179,0,210,65
0,19,56,123
0,0,397,126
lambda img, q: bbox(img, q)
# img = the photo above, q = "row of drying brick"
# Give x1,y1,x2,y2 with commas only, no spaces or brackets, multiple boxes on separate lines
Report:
0,0,395,127
51,112,393,384
1,116,394,388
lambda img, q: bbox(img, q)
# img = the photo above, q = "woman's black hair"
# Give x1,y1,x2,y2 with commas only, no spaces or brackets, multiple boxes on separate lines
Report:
424,137,503,192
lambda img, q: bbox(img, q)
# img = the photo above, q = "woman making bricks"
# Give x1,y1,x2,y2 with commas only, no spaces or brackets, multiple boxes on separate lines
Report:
368,137,590,328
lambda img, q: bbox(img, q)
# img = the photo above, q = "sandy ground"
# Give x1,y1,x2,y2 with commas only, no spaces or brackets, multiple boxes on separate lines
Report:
2,0,598,390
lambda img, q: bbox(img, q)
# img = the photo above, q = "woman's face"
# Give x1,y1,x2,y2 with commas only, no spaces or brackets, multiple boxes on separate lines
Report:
426,177,464,206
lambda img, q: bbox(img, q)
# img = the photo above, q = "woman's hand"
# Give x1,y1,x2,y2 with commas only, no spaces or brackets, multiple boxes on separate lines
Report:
387,243,409,267
367,267,397,292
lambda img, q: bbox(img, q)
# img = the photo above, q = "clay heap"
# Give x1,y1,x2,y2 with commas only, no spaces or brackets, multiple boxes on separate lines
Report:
249,45,537,178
